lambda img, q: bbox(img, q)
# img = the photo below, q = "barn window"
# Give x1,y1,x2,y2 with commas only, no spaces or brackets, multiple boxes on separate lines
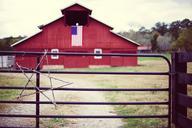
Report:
65,11,88,26
94,49,102,59
51,49,59,59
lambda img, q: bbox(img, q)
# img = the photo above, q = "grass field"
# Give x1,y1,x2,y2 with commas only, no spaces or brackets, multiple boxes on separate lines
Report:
0,74,27,100
48,55,170,127
0,54,191,128
87,57,170,128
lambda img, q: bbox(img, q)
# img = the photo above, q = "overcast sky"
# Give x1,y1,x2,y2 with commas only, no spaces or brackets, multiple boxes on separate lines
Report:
0,0,192,38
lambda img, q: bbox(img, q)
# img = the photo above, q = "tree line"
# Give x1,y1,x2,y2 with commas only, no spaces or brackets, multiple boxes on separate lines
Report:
119,18,192,52
0,36,25,51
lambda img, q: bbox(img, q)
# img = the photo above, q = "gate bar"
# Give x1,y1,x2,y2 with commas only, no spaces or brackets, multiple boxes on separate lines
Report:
0,70,169,75
0,51,171,70
0,114,169,118
0,101,169,105
0,86,169,91
0,126,35,128
35,57,40,128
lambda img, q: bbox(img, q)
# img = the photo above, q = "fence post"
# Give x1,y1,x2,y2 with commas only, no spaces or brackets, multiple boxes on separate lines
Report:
36,57,40,128
171,52,187,128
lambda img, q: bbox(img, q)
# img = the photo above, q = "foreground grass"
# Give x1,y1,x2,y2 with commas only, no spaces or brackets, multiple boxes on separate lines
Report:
87,57,190,128
93,76,168,128
138,53,171,62
59,58,170,128
79,55,170,128
0,73,47,100
40,118,69,128
106,91,167,128
0,74,27,100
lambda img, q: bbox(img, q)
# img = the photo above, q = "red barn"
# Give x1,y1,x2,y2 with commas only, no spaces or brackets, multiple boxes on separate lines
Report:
12,3,139,68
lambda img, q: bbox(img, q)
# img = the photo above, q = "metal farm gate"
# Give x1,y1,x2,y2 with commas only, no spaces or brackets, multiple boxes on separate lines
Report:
0,51,191,128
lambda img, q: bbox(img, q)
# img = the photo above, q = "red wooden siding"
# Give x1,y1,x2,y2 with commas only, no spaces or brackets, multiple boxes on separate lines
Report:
13,3,139,68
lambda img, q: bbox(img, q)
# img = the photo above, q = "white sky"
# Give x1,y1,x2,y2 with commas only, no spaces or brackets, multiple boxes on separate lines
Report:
0,0,192,38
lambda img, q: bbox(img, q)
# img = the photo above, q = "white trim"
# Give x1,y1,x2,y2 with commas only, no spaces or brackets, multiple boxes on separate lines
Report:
110,31,140,46
94,48,102,59
89,65,110,68
51,49,59,59
11,30,42,47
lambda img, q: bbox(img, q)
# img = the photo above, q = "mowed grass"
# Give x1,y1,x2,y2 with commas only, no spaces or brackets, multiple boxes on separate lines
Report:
56,55,170,128
90,57,169,128
0,74,34,100
60,54,191,128
0,74,24,100
95,76,169,128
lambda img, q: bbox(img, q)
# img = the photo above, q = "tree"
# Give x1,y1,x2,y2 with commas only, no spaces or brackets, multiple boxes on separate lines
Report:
180,18,192,28
0,36,25,51
168,19,192,41
151,32,160,51
152,22,168,36
157,33,172,51
168,20,181,40
138,26,150,34
172,28,192,51
118,30,138,42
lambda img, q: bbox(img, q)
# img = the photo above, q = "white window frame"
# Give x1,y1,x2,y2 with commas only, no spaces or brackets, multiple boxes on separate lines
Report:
51,49,59,59
94,48,102,59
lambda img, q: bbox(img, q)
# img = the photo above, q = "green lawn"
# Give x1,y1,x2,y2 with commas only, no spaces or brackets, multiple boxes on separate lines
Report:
0,74,34,100
138,53,171,62
61,53,184,128
0,75,22,100
90,65,169,127
58,56,171,127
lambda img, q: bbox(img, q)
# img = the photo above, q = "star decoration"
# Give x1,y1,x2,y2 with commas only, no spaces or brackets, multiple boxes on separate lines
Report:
15,51,73,108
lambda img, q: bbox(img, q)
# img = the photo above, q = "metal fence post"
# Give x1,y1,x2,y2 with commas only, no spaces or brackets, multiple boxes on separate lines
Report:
36,57,40,128
171,52,187,128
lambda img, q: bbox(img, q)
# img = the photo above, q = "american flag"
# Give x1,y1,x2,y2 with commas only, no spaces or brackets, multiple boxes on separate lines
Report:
71,25,83,46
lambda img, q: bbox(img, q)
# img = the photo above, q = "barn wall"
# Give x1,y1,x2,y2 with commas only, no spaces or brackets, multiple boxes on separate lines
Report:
14,49,137,69
15,56,36,69
14,14,138,68
15,17,137,50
